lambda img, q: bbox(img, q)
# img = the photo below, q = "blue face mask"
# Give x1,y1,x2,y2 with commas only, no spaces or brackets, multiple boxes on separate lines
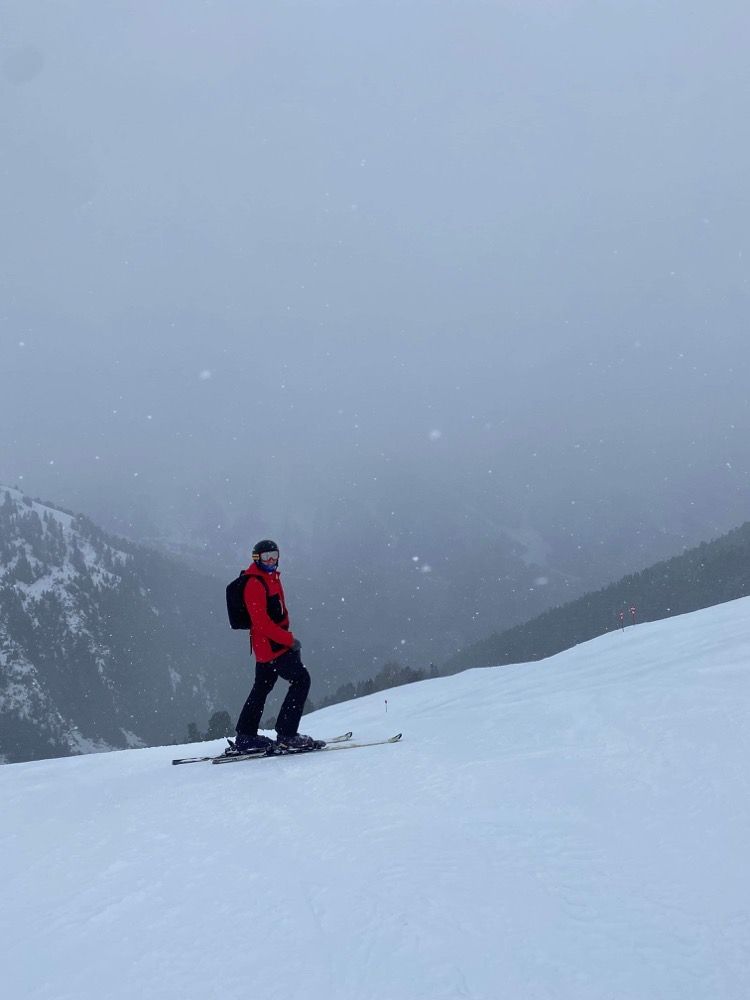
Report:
258,556,279,573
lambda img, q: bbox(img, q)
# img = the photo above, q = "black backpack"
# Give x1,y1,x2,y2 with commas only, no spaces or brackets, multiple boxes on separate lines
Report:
225,571,269,630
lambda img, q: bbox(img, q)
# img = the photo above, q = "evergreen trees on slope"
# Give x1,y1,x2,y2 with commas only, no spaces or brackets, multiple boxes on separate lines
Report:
443,520,750,674
0,488,245,763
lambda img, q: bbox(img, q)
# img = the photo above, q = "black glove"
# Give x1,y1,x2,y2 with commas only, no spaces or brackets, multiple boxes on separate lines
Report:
291,638,302,653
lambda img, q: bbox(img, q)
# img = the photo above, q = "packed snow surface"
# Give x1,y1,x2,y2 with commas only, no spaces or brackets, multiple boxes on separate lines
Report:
2,599,749,1000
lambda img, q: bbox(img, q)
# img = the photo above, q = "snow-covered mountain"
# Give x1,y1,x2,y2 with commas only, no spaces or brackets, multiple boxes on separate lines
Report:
2,596,748,999
0,487,246,762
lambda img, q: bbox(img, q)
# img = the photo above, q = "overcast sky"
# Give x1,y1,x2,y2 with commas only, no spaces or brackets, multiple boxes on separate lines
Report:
3,0,750,555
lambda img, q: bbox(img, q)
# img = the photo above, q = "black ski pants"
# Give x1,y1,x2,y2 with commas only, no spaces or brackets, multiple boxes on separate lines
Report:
236,648,311,737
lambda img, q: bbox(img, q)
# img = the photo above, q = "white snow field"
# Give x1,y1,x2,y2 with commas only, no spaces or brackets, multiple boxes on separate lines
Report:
2,599,749,1000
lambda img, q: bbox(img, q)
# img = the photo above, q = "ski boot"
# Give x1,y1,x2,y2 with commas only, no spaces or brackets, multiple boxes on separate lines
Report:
227,733,275,755
275,732,326,750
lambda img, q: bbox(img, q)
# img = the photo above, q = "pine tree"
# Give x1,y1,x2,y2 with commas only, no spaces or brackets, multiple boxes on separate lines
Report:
205,710,232,740
186,722,202,743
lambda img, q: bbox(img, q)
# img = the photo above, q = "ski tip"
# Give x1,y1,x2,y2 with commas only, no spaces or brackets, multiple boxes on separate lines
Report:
392,733,403,741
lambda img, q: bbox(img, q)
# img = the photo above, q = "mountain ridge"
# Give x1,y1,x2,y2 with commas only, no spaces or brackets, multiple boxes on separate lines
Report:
0,486,246,762
444,516,750,673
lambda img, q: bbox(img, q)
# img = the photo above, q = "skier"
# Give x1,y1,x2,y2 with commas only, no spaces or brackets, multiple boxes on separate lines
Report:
233,539,322,753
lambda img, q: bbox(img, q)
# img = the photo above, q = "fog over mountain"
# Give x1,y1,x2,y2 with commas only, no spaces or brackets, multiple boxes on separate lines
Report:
2,1,750,675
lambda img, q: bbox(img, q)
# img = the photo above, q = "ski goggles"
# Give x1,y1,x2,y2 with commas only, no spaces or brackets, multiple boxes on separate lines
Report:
257,550,279,564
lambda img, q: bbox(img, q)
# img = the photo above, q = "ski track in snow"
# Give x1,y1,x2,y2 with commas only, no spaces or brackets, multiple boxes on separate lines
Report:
2,598,750,999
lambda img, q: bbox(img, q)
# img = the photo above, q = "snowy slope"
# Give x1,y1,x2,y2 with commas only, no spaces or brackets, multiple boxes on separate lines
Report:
2,599,749,1000
0,486,246,761
0,487,133,758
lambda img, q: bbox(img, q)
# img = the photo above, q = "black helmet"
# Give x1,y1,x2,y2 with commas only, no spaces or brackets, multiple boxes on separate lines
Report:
252,539,279,562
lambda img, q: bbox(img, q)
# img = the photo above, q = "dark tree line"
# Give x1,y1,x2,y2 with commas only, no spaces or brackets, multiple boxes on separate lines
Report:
198,660,439,739
185,710,234,743
314,659,440,711
443,519,750,674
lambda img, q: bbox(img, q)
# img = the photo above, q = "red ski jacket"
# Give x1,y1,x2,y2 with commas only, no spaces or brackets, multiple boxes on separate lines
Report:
242,562,295,663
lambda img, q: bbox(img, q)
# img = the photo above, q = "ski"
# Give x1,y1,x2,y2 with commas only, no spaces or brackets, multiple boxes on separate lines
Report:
210,732,402,765
319,730,353,744
171,731,354,765
275,730,353,747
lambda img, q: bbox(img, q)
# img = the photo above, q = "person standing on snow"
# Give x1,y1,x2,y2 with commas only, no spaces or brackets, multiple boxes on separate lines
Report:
233,539,322,753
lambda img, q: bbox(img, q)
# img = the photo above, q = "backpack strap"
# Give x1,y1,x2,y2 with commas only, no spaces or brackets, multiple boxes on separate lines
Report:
244,571,270,596
242,572,270,655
